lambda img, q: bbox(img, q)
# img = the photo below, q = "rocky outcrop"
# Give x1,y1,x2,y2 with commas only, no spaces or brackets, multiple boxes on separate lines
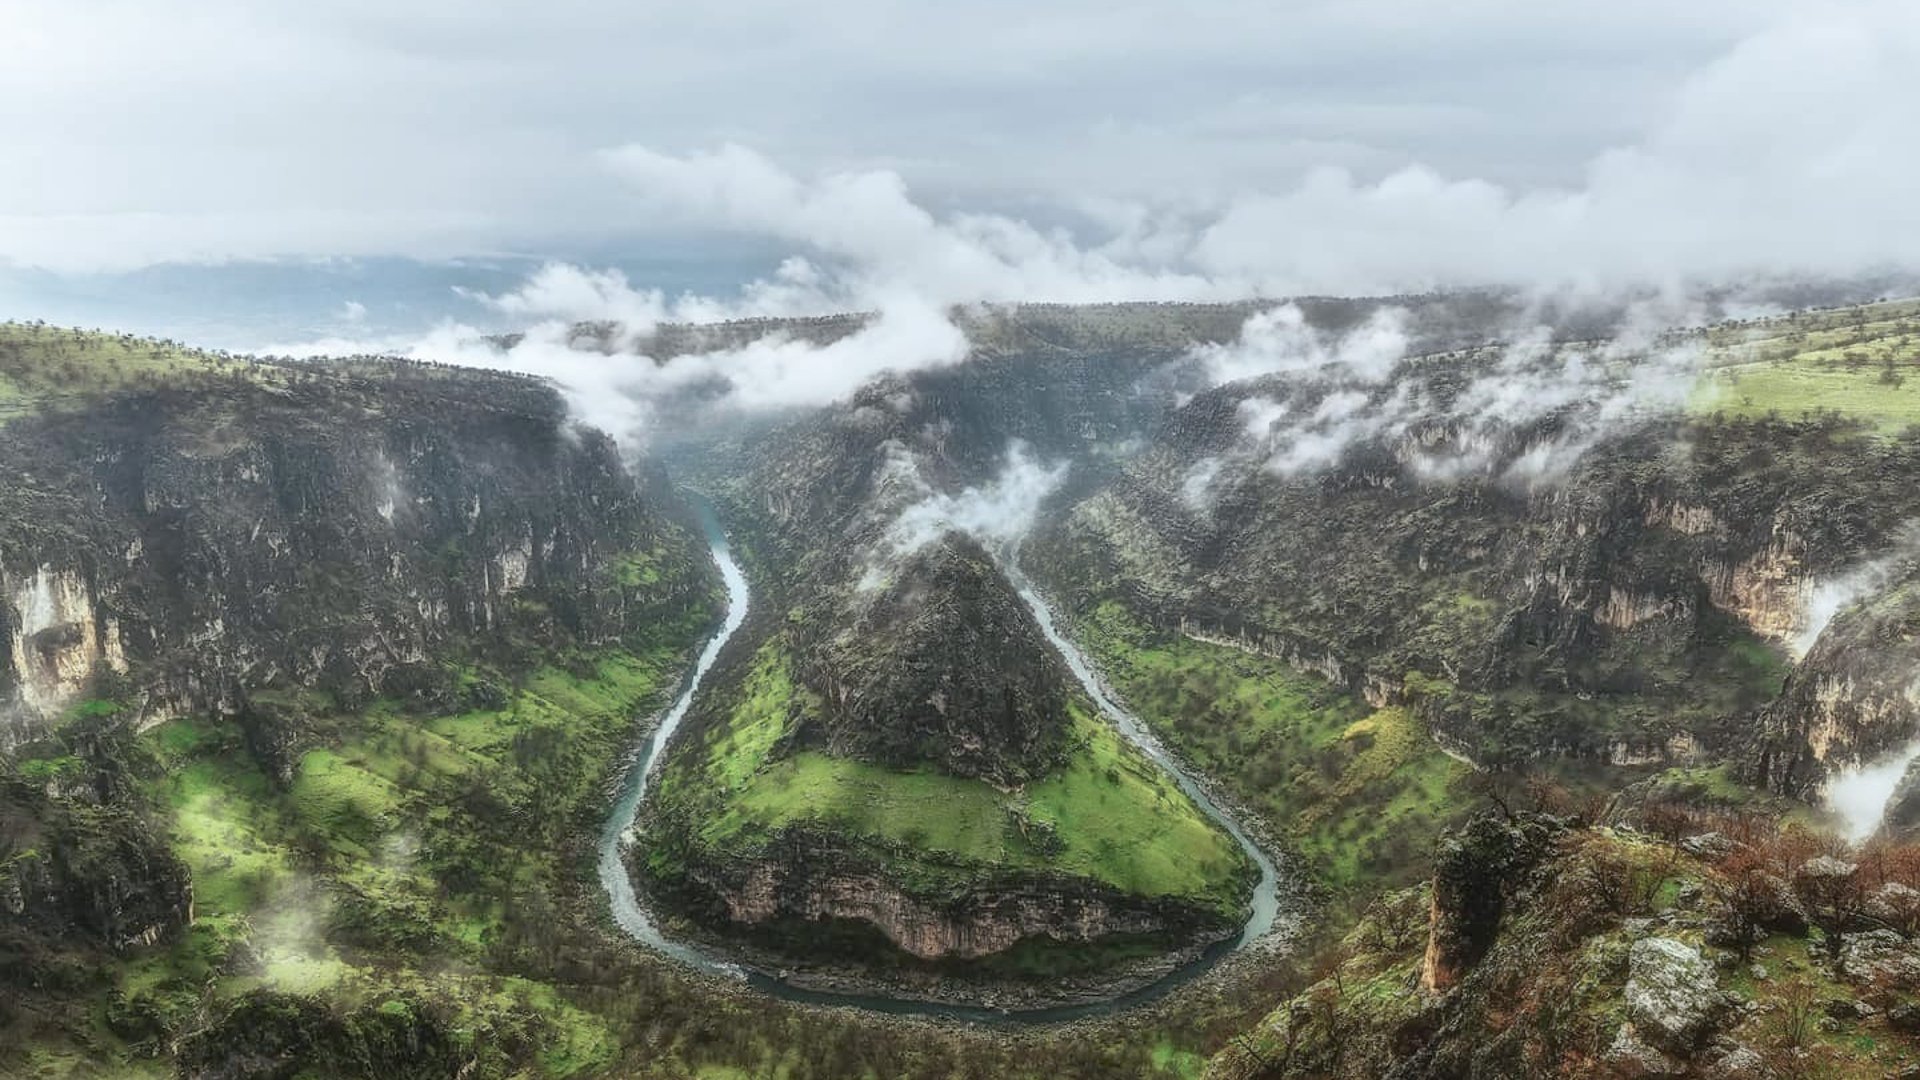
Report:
797,535,1072,785
654,828,1221,964
1752,576,1920,796
177,990,466,1080
0,772,192,956
3,565,130,722
1208,814,1917,1080
0,362,713,749
1419,812,1560,992
1886,757,1920,838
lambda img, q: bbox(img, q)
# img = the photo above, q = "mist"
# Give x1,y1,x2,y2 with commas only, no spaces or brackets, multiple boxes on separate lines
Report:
861,442,1070,589
1790,532,1920,658
1183,299,1705,492
1826,739,1920,843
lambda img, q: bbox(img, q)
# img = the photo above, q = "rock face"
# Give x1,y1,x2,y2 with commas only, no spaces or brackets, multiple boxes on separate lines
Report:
799,535,1072,785
1842,929,1920,991
0,362,711,748
1624,938,1723,1052
1,771,193,954
1420,813,1557,992
1752,576,1920,796
1887,758,1920,838
682,830,1198,961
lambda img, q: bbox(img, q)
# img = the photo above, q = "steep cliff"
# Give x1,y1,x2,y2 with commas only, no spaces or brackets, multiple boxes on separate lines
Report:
1025,355,1920,785
0,327,725,1075
0,344,711,750
1755,575,1920,796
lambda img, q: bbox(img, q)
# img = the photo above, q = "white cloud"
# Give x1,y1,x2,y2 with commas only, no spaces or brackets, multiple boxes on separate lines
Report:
863,442,1071,587
1198,304,1409,386
1195,297,1704,485
1827,739,1920,843
601,143,1232,308
3,0,1910,300
1193,3,1920,293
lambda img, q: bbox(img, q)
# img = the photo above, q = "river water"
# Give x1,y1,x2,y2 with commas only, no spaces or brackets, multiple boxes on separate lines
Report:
596,505,1284,1023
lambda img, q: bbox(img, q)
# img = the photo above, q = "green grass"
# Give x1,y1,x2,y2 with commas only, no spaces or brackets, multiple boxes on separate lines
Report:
658,640,1252,916
1693,298,1920,432
154,727,300,914
1073,600,1471,899
0,322,276,423
125,641,696,1077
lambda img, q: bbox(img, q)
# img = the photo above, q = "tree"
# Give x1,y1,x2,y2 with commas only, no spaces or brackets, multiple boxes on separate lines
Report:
1710,848,1778,960
1796,855,1866,964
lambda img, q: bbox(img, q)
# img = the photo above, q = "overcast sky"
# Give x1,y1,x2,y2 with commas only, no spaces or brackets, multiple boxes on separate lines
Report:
4,0,1918,335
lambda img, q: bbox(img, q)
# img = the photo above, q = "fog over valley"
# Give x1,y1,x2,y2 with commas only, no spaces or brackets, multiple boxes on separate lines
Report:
7,3,1920,1078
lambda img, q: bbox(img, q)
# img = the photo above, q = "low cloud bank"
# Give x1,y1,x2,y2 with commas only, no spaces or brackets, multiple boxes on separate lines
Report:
255,4,1920,446
1181,299,1704,498
861,442,1070,589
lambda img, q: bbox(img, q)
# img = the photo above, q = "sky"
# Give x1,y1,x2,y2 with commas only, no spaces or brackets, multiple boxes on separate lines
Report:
3,0,1919,342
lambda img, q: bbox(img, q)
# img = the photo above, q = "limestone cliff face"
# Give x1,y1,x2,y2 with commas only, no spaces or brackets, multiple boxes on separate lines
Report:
3,566,130,723
1754,578,1920,796
0,365,711,747
657,829,1218,963
1029,404,1920,774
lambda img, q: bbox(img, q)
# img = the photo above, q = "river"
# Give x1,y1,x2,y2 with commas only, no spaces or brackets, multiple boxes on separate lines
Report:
596,504,1284,1023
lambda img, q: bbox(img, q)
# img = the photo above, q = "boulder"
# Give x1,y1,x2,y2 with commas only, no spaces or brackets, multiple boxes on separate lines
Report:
1866,882,1920,933
1840,929,1920,991
1682,832,1735,860
1604,1023,1684,1077
1624,937,1723,1051
1704,1042,1770,1079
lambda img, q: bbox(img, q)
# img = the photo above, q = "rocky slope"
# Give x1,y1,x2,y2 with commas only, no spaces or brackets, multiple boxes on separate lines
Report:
1208,805,1920,1078
636,368,1259,984
0,326,723,1074
1023,303,1920,801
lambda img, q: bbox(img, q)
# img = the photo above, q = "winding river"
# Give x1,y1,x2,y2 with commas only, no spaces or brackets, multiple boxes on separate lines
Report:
596,504,1284,1023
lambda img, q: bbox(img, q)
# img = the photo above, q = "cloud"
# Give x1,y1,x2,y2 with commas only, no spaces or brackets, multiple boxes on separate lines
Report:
8,0,1914,302
195,0,1920,453
1826,738,1920,843
1198,304,1409,386
863,442,1071,587
601,143,1233,308
1193,3,1920,294
1195,298,1704,486
268,289,969,445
